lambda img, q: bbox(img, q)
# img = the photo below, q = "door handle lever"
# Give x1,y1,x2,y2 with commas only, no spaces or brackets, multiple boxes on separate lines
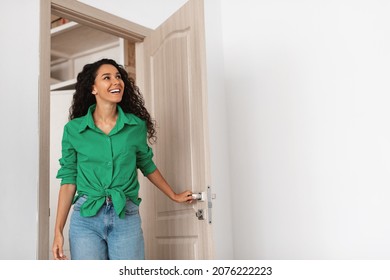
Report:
192,192,206,201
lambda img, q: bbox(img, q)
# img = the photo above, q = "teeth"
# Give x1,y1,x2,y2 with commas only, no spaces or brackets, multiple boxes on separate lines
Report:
110,89,120,93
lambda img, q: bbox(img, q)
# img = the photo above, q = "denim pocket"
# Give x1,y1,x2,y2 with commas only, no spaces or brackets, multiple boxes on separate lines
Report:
125,200,139,216
73,195,87,212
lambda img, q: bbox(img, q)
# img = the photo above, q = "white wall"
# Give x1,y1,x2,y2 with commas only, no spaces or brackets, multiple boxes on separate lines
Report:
221,0,390,259
0,0,40,259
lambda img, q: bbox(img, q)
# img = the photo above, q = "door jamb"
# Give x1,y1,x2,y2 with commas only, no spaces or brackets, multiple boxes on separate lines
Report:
38,0,151,259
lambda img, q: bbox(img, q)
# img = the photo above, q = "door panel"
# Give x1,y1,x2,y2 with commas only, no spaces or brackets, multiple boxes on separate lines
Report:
139,0,214,259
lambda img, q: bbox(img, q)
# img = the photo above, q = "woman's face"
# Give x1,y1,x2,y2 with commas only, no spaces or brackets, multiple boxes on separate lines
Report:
92,64,125,105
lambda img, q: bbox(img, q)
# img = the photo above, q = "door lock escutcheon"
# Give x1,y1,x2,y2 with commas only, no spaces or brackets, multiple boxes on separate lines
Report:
193,186,216,223
196,209,205,220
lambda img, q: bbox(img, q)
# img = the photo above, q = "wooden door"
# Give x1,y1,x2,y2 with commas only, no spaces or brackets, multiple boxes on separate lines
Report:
138,0,214,259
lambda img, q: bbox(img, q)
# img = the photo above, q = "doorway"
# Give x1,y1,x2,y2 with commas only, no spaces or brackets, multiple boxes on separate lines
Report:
39,0,214,260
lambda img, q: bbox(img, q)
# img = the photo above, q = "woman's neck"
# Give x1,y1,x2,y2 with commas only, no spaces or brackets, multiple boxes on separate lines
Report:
92,104,118,135
93,103,118,123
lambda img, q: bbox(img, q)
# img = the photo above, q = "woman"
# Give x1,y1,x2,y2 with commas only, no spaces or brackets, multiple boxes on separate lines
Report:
52,58,193,260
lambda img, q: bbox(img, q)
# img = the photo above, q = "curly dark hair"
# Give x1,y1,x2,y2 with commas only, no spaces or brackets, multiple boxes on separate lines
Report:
69,58,156,143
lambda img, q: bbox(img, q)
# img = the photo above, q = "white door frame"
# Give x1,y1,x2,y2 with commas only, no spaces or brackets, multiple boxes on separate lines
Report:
38,0,152,259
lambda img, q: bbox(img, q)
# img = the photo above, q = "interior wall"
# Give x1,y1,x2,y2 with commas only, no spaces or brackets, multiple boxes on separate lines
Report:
221,0,390,259
0,0,40,259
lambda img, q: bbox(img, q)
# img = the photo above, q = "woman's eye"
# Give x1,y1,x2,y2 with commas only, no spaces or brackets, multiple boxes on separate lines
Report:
103,76,110,80
116,75,122,79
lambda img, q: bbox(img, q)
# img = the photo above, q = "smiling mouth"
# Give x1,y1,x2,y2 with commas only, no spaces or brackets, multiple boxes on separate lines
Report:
109,89,121,94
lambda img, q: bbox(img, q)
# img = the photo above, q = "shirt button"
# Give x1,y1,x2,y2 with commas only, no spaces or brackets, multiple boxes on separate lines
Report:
107,162,112,166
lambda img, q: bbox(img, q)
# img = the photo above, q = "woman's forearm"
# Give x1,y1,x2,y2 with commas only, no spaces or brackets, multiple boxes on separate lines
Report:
146,168,193,203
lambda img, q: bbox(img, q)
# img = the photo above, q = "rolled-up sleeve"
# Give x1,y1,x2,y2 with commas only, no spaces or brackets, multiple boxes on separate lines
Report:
56,125,77,185
136,123,157,176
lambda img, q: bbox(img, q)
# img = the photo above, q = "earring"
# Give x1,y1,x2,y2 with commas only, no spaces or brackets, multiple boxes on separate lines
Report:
92,91,97,95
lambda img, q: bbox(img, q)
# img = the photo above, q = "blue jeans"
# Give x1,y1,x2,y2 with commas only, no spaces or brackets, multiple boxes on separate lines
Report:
69,196,145,260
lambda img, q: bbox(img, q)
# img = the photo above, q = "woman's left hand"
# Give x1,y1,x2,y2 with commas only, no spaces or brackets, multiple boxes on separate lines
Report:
173,190,193,203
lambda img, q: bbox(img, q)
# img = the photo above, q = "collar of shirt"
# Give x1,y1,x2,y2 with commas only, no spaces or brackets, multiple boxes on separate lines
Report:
78,104,139,134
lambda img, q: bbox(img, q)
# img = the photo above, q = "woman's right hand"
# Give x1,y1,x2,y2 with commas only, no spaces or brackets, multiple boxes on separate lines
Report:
52,184,75,260
52,233,68,260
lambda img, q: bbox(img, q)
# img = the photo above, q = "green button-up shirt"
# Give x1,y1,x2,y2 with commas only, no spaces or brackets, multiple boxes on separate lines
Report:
56,104,157,218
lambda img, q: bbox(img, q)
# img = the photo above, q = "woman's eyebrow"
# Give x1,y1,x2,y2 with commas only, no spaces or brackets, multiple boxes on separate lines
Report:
101,72,120,77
